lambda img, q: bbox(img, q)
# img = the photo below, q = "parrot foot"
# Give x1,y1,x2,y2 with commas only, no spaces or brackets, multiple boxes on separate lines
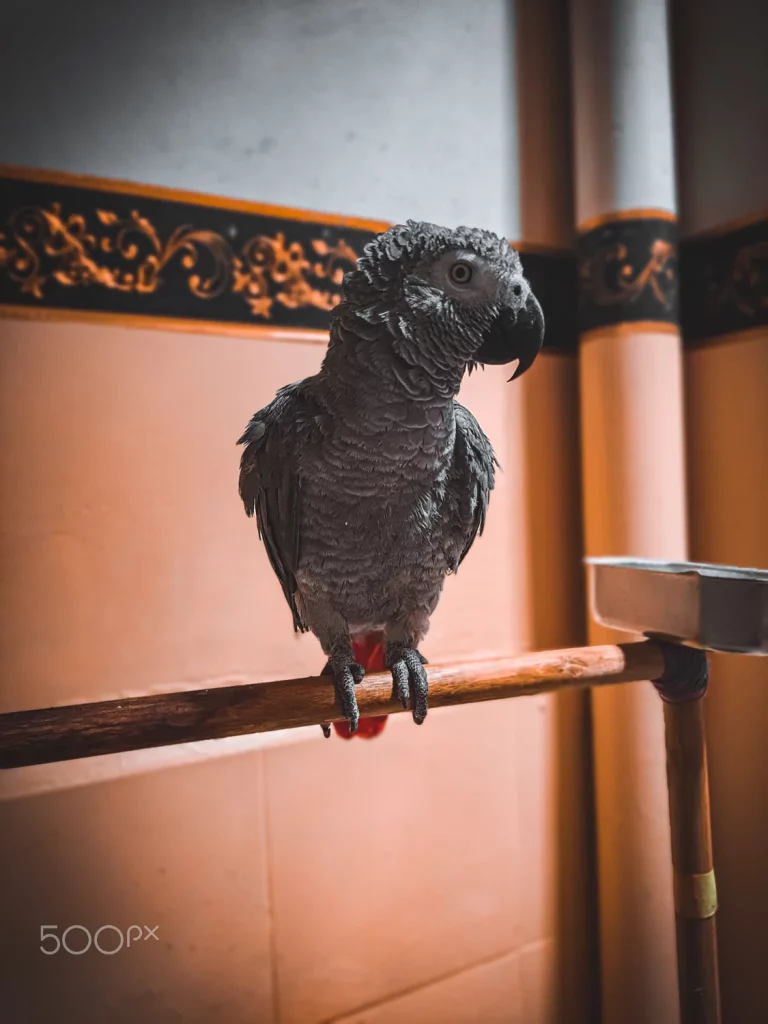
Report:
386,645,429,725
318,656,365,735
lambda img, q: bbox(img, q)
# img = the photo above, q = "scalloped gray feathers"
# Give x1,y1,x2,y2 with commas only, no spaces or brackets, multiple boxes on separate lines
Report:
238,221,537,656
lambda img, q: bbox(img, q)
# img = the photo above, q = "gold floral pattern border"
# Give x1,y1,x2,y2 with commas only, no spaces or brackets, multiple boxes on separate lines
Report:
0,202,361,318
0,204,364,325
577,216,679,332
0,174,381,333
579,238,677,311
0,169,581,350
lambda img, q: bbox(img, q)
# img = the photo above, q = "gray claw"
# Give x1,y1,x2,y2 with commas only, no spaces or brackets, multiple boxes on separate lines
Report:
321,654,365,733
390,660,410,708
319,662,334,737
386,647,429,724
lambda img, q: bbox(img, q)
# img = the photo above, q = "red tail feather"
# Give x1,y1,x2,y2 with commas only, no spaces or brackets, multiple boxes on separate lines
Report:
332,635,388,739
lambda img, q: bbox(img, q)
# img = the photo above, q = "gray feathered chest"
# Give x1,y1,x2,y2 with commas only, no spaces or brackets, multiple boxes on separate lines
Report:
238,366,497,639
295,383,461,631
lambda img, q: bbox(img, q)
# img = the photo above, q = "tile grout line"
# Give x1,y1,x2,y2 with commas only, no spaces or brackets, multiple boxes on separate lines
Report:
319,938,550,1024
259,751,282,1024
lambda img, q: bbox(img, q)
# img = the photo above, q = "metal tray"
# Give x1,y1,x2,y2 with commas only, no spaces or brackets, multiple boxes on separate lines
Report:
586,557,768,655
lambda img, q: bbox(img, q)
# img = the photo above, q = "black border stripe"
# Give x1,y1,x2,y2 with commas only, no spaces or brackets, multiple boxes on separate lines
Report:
0,175,377,335
0,170,579,354
680,216,768,345
577,215,679,334
3,172,763,351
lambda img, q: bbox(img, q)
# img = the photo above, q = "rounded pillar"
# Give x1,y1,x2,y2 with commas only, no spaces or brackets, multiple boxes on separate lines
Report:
673,1,768,1019
570,1,685,1020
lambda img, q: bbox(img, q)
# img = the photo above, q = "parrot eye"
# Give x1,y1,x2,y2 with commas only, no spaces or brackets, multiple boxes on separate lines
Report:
449,260,473,286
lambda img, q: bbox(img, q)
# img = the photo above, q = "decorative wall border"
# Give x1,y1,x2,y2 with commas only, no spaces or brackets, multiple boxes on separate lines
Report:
0,166,579,354
0,166,389,340
3,171,763,352
680,213,768,346
576,209,679,335
576,207,768,348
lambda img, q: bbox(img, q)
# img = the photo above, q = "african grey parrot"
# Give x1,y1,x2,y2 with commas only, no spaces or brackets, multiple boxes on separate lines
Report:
238,221,544,735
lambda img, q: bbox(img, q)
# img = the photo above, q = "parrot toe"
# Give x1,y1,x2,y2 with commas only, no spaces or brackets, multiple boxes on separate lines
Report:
390,659,411,709
320,654,366,733
386,646,429,725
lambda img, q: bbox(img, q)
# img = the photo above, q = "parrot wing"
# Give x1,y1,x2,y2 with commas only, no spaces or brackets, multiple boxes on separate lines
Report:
449,401,499,571
238,381,310,633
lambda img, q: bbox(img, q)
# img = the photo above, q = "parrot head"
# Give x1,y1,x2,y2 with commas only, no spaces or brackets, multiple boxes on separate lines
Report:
339,220,544,391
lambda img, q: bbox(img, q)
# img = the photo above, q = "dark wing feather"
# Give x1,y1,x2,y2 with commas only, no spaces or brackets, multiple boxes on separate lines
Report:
449,401,499,571
238,382,309,633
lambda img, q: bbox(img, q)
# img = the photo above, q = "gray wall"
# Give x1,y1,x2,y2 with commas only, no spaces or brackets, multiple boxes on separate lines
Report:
672,0,768,234
0,0,521,235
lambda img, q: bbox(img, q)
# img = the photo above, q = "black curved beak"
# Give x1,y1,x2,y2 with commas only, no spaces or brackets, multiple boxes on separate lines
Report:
473,290,545,381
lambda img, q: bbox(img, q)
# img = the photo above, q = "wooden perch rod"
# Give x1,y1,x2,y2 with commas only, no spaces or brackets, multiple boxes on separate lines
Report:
0,641,666,769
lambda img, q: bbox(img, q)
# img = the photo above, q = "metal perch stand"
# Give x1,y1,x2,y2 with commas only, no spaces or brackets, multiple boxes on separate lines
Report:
3,559,767,1024
588,558,768,1024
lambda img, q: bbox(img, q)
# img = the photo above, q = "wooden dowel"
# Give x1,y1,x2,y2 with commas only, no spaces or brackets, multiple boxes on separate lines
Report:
664,698,721,1024
0,640,666,769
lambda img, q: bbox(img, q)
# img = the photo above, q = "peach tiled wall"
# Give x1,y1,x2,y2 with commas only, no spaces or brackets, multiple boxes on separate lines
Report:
685,331,768,1023
0,319,583,1022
